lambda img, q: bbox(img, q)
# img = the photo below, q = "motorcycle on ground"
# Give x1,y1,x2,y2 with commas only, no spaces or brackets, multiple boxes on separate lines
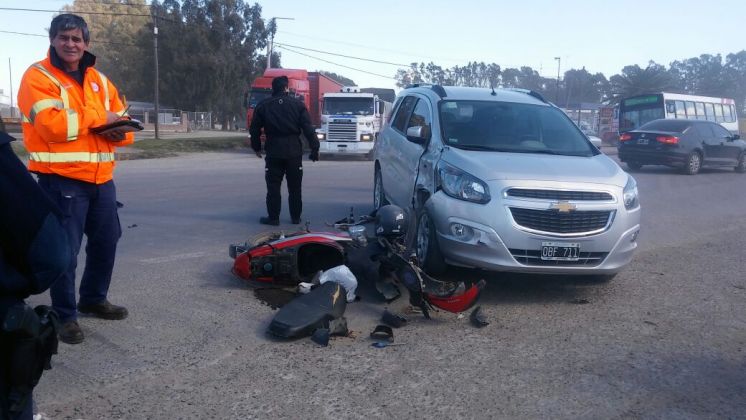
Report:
229,206,485,317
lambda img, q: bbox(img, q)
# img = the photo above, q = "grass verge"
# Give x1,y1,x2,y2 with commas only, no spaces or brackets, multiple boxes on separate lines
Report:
11,136,250,160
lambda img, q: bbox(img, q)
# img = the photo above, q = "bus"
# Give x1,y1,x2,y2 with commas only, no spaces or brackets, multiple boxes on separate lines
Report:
619,92,739,134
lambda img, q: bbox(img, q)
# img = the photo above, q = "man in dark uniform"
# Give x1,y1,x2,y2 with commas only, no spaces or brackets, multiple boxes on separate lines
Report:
1,130,70,419
249,75,319,225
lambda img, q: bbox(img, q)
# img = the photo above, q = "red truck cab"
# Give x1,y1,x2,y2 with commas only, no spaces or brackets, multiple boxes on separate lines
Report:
246,69,343,139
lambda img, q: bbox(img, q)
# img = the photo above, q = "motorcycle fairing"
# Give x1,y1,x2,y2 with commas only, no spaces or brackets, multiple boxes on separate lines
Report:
232,232,349,285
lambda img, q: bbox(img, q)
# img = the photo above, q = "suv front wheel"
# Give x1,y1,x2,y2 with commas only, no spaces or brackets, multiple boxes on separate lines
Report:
416,210,447,274
373,166,389,210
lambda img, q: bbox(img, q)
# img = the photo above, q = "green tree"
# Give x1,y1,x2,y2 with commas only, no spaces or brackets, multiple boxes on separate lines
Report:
669,54,730,97
395,61,500,88
62,0,151,101
561,67,610,105
608,62,675,103
148,0,270,129
724,51,746,116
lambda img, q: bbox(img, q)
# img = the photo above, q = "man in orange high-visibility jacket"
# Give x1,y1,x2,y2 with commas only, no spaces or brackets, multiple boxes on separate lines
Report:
18,14,133,345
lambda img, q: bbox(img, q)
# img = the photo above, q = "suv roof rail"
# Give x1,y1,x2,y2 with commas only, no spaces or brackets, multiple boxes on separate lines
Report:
405,83,447,98
504,88,547,103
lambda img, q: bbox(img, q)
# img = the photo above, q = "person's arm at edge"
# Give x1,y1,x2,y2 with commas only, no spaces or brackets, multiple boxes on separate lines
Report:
248,104,263,155
300,106,319,152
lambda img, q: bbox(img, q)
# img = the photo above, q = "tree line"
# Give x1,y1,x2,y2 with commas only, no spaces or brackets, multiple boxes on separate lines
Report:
395,53,746,115
62,0,746,127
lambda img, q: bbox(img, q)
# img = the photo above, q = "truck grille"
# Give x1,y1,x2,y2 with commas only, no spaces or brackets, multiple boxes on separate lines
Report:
509,249,608,266
328,121,357,141
507,189,613,201
509,207,613,234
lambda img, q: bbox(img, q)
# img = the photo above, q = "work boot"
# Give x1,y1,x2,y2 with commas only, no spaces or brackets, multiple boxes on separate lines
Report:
260,216,280,226
59,321,84,344
78,300,129,320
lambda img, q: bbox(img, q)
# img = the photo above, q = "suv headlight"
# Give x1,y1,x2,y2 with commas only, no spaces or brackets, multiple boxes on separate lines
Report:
437,161,491,204
623,176,639,210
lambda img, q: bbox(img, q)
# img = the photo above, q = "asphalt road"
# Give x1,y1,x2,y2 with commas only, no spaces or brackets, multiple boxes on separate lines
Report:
28,150,746,419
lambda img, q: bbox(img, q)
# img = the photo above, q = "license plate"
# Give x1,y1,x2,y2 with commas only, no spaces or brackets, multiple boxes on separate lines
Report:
541,242,580,261
337,145,348,152
637,138,649,145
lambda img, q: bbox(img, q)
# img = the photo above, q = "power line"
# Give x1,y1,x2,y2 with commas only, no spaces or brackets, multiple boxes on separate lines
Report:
0,7,152,17
0,30,139,46
276,45,395,80
277,30,466,64
274,42,408,67
277,30,556,71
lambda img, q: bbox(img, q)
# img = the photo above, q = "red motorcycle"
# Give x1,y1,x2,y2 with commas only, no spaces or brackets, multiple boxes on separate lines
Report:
229,206,484,317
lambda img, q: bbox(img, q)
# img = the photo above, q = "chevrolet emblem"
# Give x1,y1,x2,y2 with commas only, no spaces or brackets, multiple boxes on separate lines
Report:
551,201,577,213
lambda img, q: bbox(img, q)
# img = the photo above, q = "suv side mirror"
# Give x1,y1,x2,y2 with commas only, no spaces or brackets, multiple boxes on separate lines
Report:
406,126,429,144
732,134,741,140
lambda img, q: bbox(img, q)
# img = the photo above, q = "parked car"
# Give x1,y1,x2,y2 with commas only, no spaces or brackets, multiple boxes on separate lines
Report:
618,119,745,175
582,129,603,150
373,85,641,279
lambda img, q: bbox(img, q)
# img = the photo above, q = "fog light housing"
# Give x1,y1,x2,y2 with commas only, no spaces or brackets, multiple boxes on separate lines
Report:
450,223,474,241
630,229,639,242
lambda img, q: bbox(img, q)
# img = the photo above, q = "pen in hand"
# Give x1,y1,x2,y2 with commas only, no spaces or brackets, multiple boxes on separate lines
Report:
119,105,131,119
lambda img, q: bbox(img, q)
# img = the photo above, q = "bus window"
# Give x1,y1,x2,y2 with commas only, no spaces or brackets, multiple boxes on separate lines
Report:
675,101,686,119
665,100,676,115
704,103,715,121
685,101,696,118
695,102,706,120
714,104,724,122
726,105,735,122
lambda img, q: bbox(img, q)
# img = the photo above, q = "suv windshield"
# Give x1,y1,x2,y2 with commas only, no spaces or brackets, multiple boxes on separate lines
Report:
439,100,596,156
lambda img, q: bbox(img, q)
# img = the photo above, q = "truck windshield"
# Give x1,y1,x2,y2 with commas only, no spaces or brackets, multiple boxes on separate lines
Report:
439,100,596,157
248,89,271,109
323,98,374,116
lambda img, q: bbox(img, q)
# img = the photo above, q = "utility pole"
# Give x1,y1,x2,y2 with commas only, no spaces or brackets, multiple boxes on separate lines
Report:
8,58,13,118
554,56,561,105
152,14,160,139
266,17,294,70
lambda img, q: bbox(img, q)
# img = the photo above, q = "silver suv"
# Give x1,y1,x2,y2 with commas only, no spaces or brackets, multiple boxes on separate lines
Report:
373,85,641,278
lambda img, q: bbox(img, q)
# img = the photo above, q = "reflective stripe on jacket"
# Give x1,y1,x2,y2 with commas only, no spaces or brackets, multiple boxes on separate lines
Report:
18,53,134,184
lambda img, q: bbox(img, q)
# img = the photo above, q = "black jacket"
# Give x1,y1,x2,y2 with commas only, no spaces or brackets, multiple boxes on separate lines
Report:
249,93,319,159
0,131,70,306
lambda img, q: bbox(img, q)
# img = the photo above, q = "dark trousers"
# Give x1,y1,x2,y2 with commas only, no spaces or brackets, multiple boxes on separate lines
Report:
36,174,121,323
265,156,303,221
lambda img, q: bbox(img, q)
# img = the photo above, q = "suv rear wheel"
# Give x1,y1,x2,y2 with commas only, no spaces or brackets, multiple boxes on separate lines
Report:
416,210,447,274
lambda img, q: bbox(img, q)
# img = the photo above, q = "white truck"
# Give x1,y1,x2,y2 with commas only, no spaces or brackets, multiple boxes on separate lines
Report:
316,87,393,158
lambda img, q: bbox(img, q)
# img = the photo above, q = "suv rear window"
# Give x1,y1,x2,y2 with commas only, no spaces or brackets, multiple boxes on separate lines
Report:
439,100,595,156
638,119,691,133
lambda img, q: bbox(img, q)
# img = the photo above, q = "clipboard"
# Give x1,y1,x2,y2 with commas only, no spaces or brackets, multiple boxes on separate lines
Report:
91,118,144,135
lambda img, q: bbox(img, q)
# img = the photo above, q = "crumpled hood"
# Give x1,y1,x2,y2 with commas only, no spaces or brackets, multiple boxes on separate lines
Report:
440,148,629,188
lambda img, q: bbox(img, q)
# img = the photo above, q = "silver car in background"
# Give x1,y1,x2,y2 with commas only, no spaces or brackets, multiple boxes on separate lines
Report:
373,85,640,279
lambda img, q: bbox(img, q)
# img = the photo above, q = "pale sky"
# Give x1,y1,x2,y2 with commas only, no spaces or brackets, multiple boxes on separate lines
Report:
1,0,744,105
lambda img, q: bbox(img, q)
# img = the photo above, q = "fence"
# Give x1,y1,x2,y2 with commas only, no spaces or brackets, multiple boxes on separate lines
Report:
186,111,213,131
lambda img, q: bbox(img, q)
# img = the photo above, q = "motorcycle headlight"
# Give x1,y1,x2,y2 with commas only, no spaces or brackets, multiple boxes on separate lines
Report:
437,161,491,204
623,176,639,210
